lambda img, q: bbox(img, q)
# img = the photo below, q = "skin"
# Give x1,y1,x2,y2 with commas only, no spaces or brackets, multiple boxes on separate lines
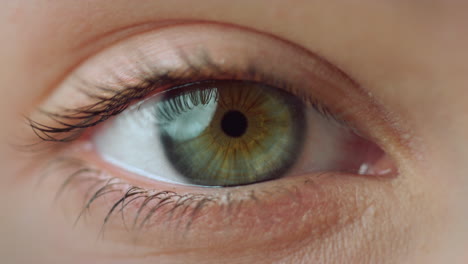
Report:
1,1,467,263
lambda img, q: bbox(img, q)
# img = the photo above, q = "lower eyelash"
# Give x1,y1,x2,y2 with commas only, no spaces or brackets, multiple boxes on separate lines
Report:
36,154,380,252
46,157,265,237
97,182,218,234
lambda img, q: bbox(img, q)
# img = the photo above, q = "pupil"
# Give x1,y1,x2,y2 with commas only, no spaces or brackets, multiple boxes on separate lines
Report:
221,110,248,138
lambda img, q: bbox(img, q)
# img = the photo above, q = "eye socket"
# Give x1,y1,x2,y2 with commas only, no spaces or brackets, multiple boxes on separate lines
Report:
27,23,402,252
94,79,388,187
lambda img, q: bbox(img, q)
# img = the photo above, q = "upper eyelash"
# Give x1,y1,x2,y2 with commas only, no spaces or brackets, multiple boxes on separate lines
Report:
27,70,191,143
27,51,343,145
155,84,219,124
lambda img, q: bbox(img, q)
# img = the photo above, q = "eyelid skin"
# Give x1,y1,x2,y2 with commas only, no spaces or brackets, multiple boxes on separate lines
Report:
49,153,402,261
32,23,402,151
26,23,413,261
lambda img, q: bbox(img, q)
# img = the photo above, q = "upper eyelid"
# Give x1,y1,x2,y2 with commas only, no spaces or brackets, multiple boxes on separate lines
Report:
73,20,237,53
25,22,414,164
71,21,360,95
36,21,357,111
27,23,357,141
28,53,339,144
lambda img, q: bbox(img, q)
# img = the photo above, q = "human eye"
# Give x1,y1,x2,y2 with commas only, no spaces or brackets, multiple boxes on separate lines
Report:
94,78,380,187
27,23,404,257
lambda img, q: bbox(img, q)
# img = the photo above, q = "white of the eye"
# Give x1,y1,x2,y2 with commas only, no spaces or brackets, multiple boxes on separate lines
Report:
93,98,194,184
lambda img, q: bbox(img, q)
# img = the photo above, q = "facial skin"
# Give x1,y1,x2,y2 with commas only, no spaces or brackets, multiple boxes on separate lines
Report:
1,1,468,263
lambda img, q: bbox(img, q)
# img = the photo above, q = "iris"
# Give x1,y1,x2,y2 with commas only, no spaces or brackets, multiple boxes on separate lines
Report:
156,80,306,186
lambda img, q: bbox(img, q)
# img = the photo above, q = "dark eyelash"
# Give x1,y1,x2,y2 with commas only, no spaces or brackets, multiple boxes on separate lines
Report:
156,85,219,123
27,51,342,145
48,157,263,237
40,154,330,240
28,69,197,143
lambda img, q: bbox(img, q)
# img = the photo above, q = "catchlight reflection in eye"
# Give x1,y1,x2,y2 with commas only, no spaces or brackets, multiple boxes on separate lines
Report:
93,80,391,187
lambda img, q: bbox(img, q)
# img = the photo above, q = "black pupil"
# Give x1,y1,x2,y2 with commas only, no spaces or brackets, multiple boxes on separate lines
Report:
221,110,248,138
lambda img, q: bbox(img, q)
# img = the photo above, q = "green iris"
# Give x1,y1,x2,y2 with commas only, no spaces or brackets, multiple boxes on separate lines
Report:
156,80,306,186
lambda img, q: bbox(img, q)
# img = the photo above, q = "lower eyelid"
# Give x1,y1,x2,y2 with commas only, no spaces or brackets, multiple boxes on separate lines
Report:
49,150,389,255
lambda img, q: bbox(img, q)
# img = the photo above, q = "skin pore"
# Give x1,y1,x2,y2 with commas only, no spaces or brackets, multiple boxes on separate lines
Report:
1,1,468,263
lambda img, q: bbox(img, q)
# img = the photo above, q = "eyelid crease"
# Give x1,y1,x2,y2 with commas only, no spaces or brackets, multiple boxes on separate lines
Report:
37,20,349,117
33,20,205,109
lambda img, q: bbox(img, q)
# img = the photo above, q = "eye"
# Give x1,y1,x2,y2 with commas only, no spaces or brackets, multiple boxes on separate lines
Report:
28,23,402,253
94,79,386,187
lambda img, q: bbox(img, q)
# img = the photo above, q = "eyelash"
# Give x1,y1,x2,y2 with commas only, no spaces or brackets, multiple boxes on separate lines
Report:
27,52,342,145
51,156,286,235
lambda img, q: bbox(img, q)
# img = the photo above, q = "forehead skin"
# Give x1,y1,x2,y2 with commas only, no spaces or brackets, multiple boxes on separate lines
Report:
0,0,467,263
